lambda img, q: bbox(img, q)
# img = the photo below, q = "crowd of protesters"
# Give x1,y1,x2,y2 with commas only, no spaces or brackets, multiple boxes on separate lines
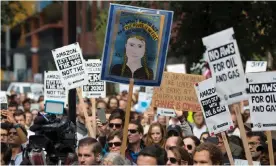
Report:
1,89,276,165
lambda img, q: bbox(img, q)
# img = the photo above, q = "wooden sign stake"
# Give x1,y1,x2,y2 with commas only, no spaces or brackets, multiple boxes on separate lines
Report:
120,79,134,156
222,132,234,165
76,88,95,138
266,130,275,165
90,98,97,138
234,102,253,165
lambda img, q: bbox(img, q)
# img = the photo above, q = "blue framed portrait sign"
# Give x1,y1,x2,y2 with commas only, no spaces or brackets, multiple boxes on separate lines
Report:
101,3,174,86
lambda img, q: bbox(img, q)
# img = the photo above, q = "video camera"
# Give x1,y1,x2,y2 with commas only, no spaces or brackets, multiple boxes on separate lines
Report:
24,113,77,165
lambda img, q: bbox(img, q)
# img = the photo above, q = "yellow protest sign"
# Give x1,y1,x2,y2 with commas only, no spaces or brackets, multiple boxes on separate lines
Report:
152,72,205,112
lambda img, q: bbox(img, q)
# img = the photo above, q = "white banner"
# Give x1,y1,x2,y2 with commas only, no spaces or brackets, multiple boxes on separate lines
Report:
246,71,276,131
52,43,88,90
202,27,246,105
157,107,176,117
194,78,233,135
0,91,7,104
167,64,186,73
44,71,67,104
245,61,267,73
82,59,106,98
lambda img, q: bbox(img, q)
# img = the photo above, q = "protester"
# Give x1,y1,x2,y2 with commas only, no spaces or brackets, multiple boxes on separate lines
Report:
125,120,144,164
119,99,127,110
22,99,31,112
1,142,12,165
157,115,167,127
145,122,166,147
8,102,17,114
25,111,33,129
96,100,108,110
107,96,119,112
192,112,207,139
0,122,10,143
167,125,182,138
246,131,266,162
199,132,209,143
166,146,193,165
165,136,184,151
107,130,123,154
76,102,90,141
101,153,131,165
137,144,167,165
38,101,45,113
228,104,241,137
77,137,102,165
193,142,223,165
183,136,200,155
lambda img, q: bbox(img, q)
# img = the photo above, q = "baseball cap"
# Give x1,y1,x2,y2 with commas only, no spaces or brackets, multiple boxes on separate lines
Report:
167,125,182,137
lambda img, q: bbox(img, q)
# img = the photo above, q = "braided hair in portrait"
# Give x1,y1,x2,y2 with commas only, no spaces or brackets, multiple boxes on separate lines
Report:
120,35,151,79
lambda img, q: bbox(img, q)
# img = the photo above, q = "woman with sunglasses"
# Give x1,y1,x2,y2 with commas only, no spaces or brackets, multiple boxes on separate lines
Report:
166,146,193,166
107,130,123,154
145,122,166,147
183,136,200,155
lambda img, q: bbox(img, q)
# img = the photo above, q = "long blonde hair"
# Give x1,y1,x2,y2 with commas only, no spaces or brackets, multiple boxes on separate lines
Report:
145,122,166,147
121,35,150,79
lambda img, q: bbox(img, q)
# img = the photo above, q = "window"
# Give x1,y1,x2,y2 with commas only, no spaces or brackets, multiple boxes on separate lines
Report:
23,86,31,93
15,87,20,94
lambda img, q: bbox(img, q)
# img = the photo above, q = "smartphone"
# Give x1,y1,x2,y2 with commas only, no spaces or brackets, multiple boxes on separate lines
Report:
97,109,107,124
0,103,8,110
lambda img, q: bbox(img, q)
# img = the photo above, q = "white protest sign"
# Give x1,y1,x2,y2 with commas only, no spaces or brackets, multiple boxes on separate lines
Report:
167,64,186,73
119,84,140,92
157,107,176,117
52,42,88,90
145,86,154,94
194,78,233,135
0,91,7,104
234,159,260,165
82,59,106,98
246,71,276,131
202,27,246,105
44,71,67,103
245,61,267,73
135,92,152,113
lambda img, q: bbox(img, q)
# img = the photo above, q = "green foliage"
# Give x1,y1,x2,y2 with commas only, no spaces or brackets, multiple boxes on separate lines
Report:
96,1,276,71
95,9,108,57
1,1,27,25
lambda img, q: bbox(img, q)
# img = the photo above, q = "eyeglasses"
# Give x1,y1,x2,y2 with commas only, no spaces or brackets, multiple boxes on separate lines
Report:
168,157,177,164
186,144,193,150
128,129,138,134
0,134,7,137
109,123,122,129
249,142,260,147
108,142,122,147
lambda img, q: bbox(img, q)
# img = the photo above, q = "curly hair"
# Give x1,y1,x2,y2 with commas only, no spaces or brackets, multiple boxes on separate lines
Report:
145,122,166,147
194,142,223,165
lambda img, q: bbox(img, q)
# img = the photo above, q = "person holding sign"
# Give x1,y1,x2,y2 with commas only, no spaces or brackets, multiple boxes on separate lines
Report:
111,36,153,80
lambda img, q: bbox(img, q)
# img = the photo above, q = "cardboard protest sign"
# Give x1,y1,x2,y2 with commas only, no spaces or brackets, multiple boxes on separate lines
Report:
52,43,88,90
202,27,246,105
44,71,67,104
167,64,186,73
245,61,267,73
152,72,205,111
246,71,276,131
101,3,174,86
195,78,233,135
82,59,106,98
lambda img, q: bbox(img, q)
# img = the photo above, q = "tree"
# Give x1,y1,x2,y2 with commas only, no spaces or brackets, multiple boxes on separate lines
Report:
1,1,27,25
96,1,276,73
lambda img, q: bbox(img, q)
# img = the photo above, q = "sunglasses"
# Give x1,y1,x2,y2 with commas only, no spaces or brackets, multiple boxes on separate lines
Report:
186,144,193,150
168,157,177,164
109,123,122,129
128,129,138,134
168,131,179,137
108,142,122,147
